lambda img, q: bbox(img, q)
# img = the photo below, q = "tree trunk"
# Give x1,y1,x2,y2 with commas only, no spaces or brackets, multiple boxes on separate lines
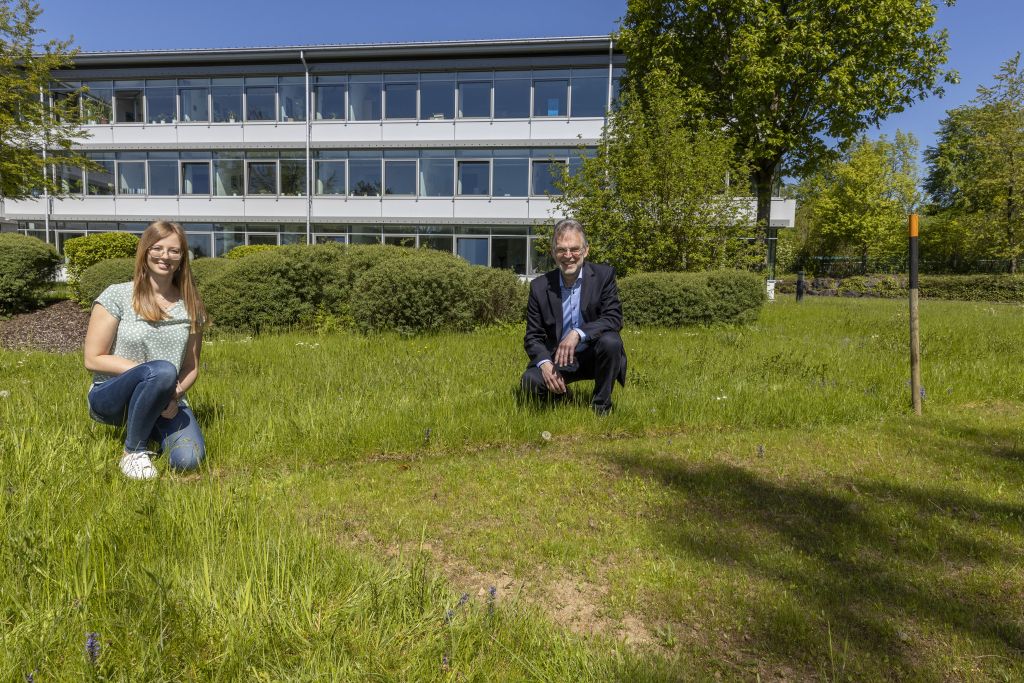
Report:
753,162,777,276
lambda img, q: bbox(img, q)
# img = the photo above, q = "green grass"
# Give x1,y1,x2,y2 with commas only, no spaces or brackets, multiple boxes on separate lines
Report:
2,297,1023,680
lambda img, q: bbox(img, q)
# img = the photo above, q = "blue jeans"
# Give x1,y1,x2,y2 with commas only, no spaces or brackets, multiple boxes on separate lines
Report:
88,360,206,471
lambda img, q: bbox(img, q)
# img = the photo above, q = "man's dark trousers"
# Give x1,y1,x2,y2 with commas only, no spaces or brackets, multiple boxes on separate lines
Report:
520,332,624,410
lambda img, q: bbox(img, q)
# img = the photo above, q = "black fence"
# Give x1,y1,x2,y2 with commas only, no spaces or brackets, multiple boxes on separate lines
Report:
798,256,1015,278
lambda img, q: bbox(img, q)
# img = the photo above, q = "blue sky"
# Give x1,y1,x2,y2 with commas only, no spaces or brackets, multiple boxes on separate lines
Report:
34,0,1024,159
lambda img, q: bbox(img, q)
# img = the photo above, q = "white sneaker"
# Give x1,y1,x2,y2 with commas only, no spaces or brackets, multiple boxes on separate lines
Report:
119,451,159,480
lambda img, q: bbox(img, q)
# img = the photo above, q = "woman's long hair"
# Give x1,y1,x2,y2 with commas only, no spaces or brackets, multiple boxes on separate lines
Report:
133,221,208,333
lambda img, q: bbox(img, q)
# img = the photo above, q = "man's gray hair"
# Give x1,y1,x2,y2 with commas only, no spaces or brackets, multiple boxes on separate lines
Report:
552,218,588,247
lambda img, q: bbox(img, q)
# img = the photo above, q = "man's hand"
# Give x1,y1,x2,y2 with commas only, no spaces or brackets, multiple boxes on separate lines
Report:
554,329,580,368
161,399,179,420
540,362,568,394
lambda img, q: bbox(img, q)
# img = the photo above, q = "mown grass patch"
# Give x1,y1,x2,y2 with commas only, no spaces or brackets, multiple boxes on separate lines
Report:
2,297,1022,680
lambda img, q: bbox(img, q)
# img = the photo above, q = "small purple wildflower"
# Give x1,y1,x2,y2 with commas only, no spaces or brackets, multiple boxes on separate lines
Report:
85,632,100,665
457,593,470,608
444,609,455,623
920,386,926,399
487,586,497,616
25,671,36,683
441,653,450,672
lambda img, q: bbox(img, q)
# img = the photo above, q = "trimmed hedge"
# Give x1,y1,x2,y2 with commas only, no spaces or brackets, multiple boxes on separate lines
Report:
0,233,62,315
64,233,139,296
775,273,1024,303
351,252,476,334
189,257,232,290
619,270,766,327
225,244,280,260
77,258,135,307
469,265,528,326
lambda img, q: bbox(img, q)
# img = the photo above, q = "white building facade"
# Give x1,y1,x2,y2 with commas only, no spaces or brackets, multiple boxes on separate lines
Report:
7,37,794,276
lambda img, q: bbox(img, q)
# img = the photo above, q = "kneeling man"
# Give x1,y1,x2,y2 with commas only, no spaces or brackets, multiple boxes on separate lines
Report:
521,219,626,415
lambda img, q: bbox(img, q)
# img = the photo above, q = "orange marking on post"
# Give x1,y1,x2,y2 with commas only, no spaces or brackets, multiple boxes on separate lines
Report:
909,213,919,237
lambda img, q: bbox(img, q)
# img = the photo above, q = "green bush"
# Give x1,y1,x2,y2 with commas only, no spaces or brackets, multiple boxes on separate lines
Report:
225,244,280,259
189,258,232,290
64,232,139,294
202,244,349,333
836,274,907,298
0,233,62,315
619,270,766,327
469,266,528,326
351,252,476,334
919,274,1024,303
77,258,135,308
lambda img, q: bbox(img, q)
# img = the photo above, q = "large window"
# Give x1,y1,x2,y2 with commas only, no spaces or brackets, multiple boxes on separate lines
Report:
280,158,306,195
212,78,243,123
419,157,454,197
457,237,489,266
82,81,112,124
146,80,177,124
182,162,211,195
384,78,417,119
213,158,243,196
384,160,416,195
457,161,489,196
349,155,381,196
316,157,346,195
420,75,454,120
113,82,143,123
247,161,277,194
570,69,607,117
117,161,146,195
148,158,178,195
533,76,568,117
494,73,530,118
86,157,115,195
492,236,527,275
180,84,209,122
279,77,306,121
315,77,346,120
458,77,491,118
349,76,382,121
493,157,529,197
245,79,276,121
531,160,565,196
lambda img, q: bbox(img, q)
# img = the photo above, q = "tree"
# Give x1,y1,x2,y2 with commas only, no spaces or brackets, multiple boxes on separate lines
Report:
618,0,955,261
924,54,1024,272
0,0,90,201
553,74,759,276
801,133,920,269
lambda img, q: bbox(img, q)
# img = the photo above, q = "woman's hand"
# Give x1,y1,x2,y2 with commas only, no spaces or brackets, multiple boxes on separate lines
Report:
161,399,179,420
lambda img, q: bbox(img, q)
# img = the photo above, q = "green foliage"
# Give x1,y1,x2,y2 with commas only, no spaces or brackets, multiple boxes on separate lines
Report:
920,274,1024,302
618,0,955,227
225,244,280,259
351,253,476,334
618,270,765,327
188,257,231,290
798,133,920,265
76,257,134,307
202,246,347,334
468,266,528,326
0,232,61,314
63,232,139,298
0,0,93,199
555,75,758,275
924,54,1024,271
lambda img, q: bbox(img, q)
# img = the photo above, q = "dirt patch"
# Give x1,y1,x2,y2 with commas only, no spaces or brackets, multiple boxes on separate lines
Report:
0,300,88,354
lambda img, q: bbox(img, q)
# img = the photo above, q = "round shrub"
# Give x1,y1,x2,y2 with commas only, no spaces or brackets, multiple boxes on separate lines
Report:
225,244,280,259
189,257,232,290
619,270,765,327
77,258,135,308
64,232,139,293
202,244,350,333
0,233,62,315
351,253,476,334
469,266,528,326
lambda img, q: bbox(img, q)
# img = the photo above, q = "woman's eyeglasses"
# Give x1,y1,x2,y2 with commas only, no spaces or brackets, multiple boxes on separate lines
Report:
148,246,183,259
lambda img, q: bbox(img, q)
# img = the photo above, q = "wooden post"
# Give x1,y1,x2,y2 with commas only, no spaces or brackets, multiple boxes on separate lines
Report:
909,213,922,415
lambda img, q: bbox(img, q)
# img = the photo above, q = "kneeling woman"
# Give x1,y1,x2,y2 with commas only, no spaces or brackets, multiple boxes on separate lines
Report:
84,221,208,480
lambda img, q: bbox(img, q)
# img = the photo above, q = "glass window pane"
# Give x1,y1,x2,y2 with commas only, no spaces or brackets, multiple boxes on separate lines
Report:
419,158,454,197
571,77,606,117
350,233,381,245
493,158,528,197
420,80,454,120
384,82,416,119
180,88,209,122
280,159,306,195
315,84,345,120
213,159,243,196
384,235,416,248
491,237,527,275
248,233,279,246
458,81,491,117
279,84,306,121
384,160,416,195
246,87,275,121
420,235,453,252
87,160,115,195
247,161,277,194
533,80,568,117
457,237,488,266
114,89,143,123
457,161,489,196
349,159,381,196
146,88,176,123
54,164,84,194
316,160,346,195
212,85,242,122
531,238,554,275
493,79,530,118
182,162,210,195
349,81,381,120
117,161,145,194
82,86,112,124
531,160,565,196
215,230,245,256
148,160,178,195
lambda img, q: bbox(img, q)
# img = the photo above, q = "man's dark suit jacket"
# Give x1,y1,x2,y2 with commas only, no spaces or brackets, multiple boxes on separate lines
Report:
523,261,627,386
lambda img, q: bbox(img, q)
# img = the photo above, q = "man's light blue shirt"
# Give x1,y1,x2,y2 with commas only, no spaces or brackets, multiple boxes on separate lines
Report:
538,268,587,370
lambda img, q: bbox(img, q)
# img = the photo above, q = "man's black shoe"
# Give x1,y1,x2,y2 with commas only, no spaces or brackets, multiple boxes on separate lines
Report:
592,402,612,416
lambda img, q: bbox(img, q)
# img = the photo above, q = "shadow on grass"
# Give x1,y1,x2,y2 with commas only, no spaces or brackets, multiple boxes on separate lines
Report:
608,451,1024,677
